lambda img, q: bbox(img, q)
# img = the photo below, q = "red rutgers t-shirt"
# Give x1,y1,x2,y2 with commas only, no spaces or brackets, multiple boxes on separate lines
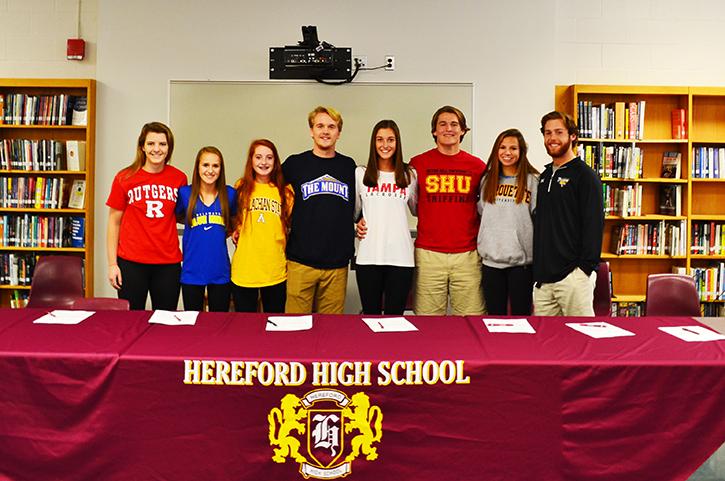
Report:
410,148,486,253
106,165,188,264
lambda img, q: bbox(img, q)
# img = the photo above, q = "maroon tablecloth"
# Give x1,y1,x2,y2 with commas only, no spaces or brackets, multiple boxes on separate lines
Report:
0,310,723,481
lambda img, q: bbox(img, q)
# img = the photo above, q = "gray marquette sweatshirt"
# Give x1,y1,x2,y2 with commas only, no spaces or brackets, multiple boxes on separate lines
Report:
476,173,538,269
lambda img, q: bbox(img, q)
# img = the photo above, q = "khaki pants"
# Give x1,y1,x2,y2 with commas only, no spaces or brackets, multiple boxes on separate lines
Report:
533,267,596,316
285,261,348,314
413,248,485,316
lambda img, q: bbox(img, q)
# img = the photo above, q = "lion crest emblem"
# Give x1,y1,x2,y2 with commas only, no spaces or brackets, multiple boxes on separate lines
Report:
343,392,383,462
268,393,308,463
268,389,383,479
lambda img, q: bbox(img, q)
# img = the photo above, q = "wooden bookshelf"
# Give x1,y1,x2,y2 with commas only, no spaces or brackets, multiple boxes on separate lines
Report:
689,87,725,310
556,85,725,312
0,79,95,307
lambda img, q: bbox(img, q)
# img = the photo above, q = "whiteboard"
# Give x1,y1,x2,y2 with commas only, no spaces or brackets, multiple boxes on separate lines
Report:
168,81,474,182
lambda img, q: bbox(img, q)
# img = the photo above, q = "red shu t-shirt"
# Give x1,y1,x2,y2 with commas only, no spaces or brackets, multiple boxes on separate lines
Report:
410,148,486,253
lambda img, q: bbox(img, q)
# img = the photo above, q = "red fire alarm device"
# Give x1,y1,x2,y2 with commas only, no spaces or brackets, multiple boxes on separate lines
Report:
67,38,85,60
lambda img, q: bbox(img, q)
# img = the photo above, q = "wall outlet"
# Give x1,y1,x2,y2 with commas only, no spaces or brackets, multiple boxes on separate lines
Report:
353,56,367,69
385,55,395,71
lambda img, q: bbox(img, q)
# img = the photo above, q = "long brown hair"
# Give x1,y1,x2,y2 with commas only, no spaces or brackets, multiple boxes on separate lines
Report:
363,119,412,189
123,121,175,179
186,146,231,228
234,139,291,233
482,129,539,204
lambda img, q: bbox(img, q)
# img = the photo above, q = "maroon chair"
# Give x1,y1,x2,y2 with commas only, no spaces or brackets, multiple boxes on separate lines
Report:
71,297,130,311
593,261,612,317
27,255,84,309
645,273,701,316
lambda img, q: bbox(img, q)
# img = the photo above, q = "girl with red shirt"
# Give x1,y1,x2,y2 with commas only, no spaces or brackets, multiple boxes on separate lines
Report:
106,122,187,310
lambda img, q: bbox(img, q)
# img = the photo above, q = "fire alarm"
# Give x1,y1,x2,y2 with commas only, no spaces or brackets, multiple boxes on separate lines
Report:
67,38,85,60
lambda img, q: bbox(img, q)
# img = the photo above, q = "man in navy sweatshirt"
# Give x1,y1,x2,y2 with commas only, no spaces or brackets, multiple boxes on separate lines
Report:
533,111,604,316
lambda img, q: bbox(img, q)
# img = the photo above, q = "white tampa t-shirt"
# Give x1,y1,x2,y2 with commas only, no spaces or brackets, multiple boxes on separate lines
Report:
354,166,417,267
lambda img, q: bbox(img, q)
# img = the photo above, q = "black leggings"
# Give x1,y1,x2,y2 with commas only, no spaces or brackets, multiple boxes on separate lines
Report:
232,281,286,313
181,283,231,312
117,257,181,311
481,264,533,315
355,264,414,315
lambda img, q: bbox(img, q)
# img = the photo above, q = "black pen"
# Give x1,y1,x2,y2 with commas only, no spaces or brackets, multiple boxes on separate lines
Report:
267,319,278,327
682,327,700,335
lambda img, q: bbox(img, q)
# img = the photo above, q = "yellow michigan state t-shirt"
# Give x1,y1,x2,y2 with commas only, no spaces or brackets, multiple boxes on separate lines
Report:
231,183,293,287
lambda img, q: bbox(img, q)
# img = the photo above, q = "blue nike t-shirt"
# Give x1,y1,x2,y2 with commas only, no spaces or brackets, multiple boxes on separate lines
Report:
176,185,237,285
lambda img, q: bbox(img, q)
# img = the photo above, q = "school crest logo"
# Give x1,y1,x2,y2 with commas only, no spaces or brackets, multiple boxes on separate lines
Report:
557,177,570,187
268,389,383,479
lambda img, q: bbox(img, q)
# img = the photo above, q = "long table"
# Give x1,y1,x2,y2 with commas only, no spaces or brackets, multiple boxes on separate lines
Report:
0,309,723,481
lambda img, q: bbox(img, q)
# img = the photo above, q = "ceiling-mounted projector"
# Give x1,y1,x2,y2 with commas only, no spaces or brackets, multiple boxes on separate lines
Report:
269,26,352,80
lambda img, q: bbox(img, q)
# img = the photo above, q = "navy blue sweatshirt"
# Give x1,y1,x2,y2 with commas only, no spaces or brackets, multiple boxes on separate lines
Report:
282,150,356,269
533,157,604,283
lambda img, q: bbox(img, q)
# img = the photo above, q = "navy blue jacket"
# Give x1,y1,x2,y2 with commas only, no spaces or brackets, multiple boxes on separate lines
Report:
533,157,604,283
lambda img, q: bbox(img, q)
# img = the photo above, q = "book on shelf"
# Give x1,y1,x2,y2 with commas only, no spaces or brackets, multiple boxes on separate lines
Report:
577,144,643,178
610,225,624,254
0,214,69,248
691,221,725,256
1,93,74,125
71,96,87,126
0,139,64,171
614,102,625,139
692,146,724,179
658,184,682,216
65,140,86,171
692,223,702,254
702,303,725,316
661,151,681,179
53,178,64,209
578,101,644,140
10,290,29,308
67,179,86,209
34,177,44,208
671,108,687,139
603,183,642,217
622,101,646,140
692,264,725,301
0,253,35,286
70,216,85,248
0,176,63,209
610,220,686,256
612,301,643,317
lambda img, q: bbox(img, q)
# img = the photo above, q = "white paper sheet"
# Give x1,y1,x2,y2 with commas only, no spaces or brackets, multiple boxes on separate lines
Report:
565,321,635,339
33,310,95,325
659,325,725,342
362,317,418,333
148,310,198,326
266,315,313,331
483,318,536,334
